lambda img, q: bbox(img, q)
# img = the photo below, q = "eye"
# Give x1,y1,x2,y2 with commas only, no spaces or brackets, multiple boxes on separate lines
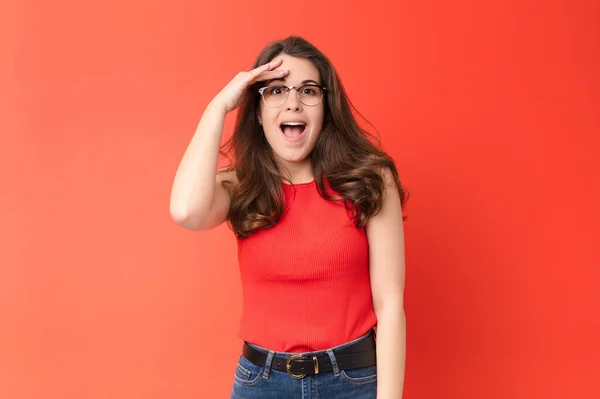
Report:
301,86,318,95
267,86,285,95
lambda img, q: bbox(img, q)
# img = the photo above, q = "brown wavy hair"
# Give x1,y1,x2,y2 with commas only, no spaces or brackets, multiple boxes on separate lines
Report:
220,36,409,238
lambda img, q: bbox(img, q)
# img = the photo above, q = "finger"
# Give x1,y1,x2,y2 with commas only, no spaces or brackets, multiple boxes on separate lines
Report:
254,68,289,83
265,58,284,70
251,58,283,77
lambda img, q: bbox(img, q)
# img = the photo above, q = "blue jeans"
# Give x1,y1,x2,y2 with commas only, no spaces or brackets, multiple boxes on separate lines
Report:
230,329,377,398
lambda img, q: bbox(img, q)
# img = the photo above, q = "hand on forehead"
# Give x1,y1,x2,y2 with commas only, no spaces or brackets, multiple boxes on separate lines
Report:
270,55,320,85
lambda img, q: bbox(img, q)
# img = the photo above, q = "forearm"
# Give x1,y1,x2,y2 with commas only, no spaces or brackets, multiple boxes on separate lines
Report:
376,306,406,399
169,100,227,222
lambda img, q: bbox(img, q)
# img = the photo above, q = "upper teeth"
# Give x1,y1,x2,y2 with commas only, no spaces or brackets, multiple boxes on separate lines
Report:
283,122,305,126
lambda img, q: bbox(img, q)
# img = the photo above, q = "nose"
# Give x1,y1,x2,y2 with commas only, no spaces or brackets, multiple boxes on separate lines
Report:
285,87,302,110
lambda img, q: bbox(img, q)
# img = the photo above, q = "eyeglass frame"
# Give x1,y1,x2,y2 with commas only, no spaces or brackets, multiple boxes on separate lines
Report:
258,84,327,107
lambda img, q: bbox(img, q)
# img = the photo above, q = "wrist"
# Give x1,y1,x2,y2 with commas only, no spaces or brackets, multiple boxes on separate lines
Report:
207,98,229,116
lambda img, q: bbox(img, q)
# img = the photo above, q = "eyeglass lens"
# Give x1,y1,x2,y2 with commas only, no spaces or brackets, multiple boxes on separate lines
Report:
262,85,323,106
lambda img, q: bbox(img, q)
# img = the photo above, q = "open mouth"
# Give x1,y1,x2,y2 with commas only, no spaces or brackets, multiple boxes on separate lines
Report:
280,122,307,141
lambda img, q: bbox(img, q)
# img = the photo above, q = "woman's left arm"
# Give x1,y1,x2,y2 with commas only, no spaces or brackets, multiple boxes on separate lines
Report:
366,167,407,399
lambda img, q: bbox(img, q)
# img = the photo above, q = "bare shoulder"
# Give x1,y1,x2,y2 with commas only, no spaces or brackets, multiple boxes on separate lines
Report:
379,166,398,193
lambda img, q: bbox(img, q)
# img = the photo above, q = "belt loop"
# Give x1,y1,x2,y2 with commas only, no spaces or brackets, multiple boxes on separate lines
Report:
262,350,275,379
325,349,340,377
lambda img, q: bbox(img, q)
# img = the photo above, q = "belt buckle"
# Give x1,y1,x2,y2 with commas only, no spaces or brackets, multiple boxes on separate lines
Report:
286,354,307,379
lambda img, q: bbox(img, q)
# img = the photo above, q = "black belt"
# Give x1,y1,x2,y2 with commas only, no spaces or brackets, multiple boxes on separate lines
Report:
241,331,377,379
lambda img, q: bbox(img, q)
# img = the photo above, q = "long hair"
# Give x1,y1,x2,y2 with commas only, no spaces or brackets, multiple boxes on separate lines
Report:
220,36,409,238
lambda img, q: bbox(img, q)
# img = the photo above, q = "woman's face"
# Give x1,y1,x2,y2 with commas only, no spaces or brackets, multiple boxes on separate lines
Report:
258,54,325,170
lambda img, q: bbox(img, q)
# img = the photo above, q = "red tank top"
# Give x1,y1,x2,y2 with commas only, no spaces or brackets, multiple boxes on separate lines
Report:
235,178,378,352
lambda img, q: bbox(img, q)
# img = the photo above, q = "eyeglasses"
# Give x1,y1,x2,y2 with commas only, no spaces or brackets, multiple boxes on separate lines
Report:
258,84,327,107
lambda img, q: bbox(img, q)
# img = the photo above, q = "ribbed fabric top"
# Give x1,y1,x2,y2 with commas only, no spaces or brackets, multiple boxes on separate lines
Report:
236,179,377,353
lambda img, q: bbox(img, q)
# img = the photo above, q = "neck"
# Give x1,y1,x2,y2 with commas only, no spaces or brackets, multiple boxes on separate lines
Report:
276,157,314,184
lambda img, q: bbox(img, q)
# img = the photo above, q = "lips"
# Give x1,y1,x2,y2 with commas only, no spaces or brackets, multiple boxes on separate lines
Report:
279,122,307,142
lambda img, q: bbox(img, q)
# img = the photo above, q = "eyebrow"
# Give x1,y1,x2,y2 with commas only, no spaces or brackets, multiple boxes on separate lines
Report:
267,78,320,86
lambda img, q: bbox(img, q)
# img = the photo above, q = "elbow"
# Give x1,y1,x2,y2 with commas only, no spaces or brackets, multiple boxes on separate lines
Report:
170,203,202,230
169,200,187,223
373,295,405,319
170,202,218,231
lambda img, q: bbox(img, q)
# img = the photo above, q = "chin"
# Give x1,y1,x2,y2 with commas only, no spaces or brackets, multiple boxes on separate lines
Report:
274,149,311,164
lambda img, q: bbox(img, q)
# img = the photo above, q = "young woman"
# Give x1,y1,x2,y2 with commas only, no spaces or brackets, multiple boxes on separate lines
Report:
170,36,408,398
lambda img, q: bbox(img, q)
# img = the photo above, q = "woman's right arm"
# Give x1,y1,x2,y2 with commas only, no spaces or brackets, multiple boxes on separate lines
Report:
169,100,233,231
169,58,288,231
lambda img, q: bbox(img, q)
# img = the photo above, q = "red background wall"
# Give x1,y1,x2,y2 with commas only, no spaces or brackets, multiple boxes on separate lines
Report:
1,0,598,398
